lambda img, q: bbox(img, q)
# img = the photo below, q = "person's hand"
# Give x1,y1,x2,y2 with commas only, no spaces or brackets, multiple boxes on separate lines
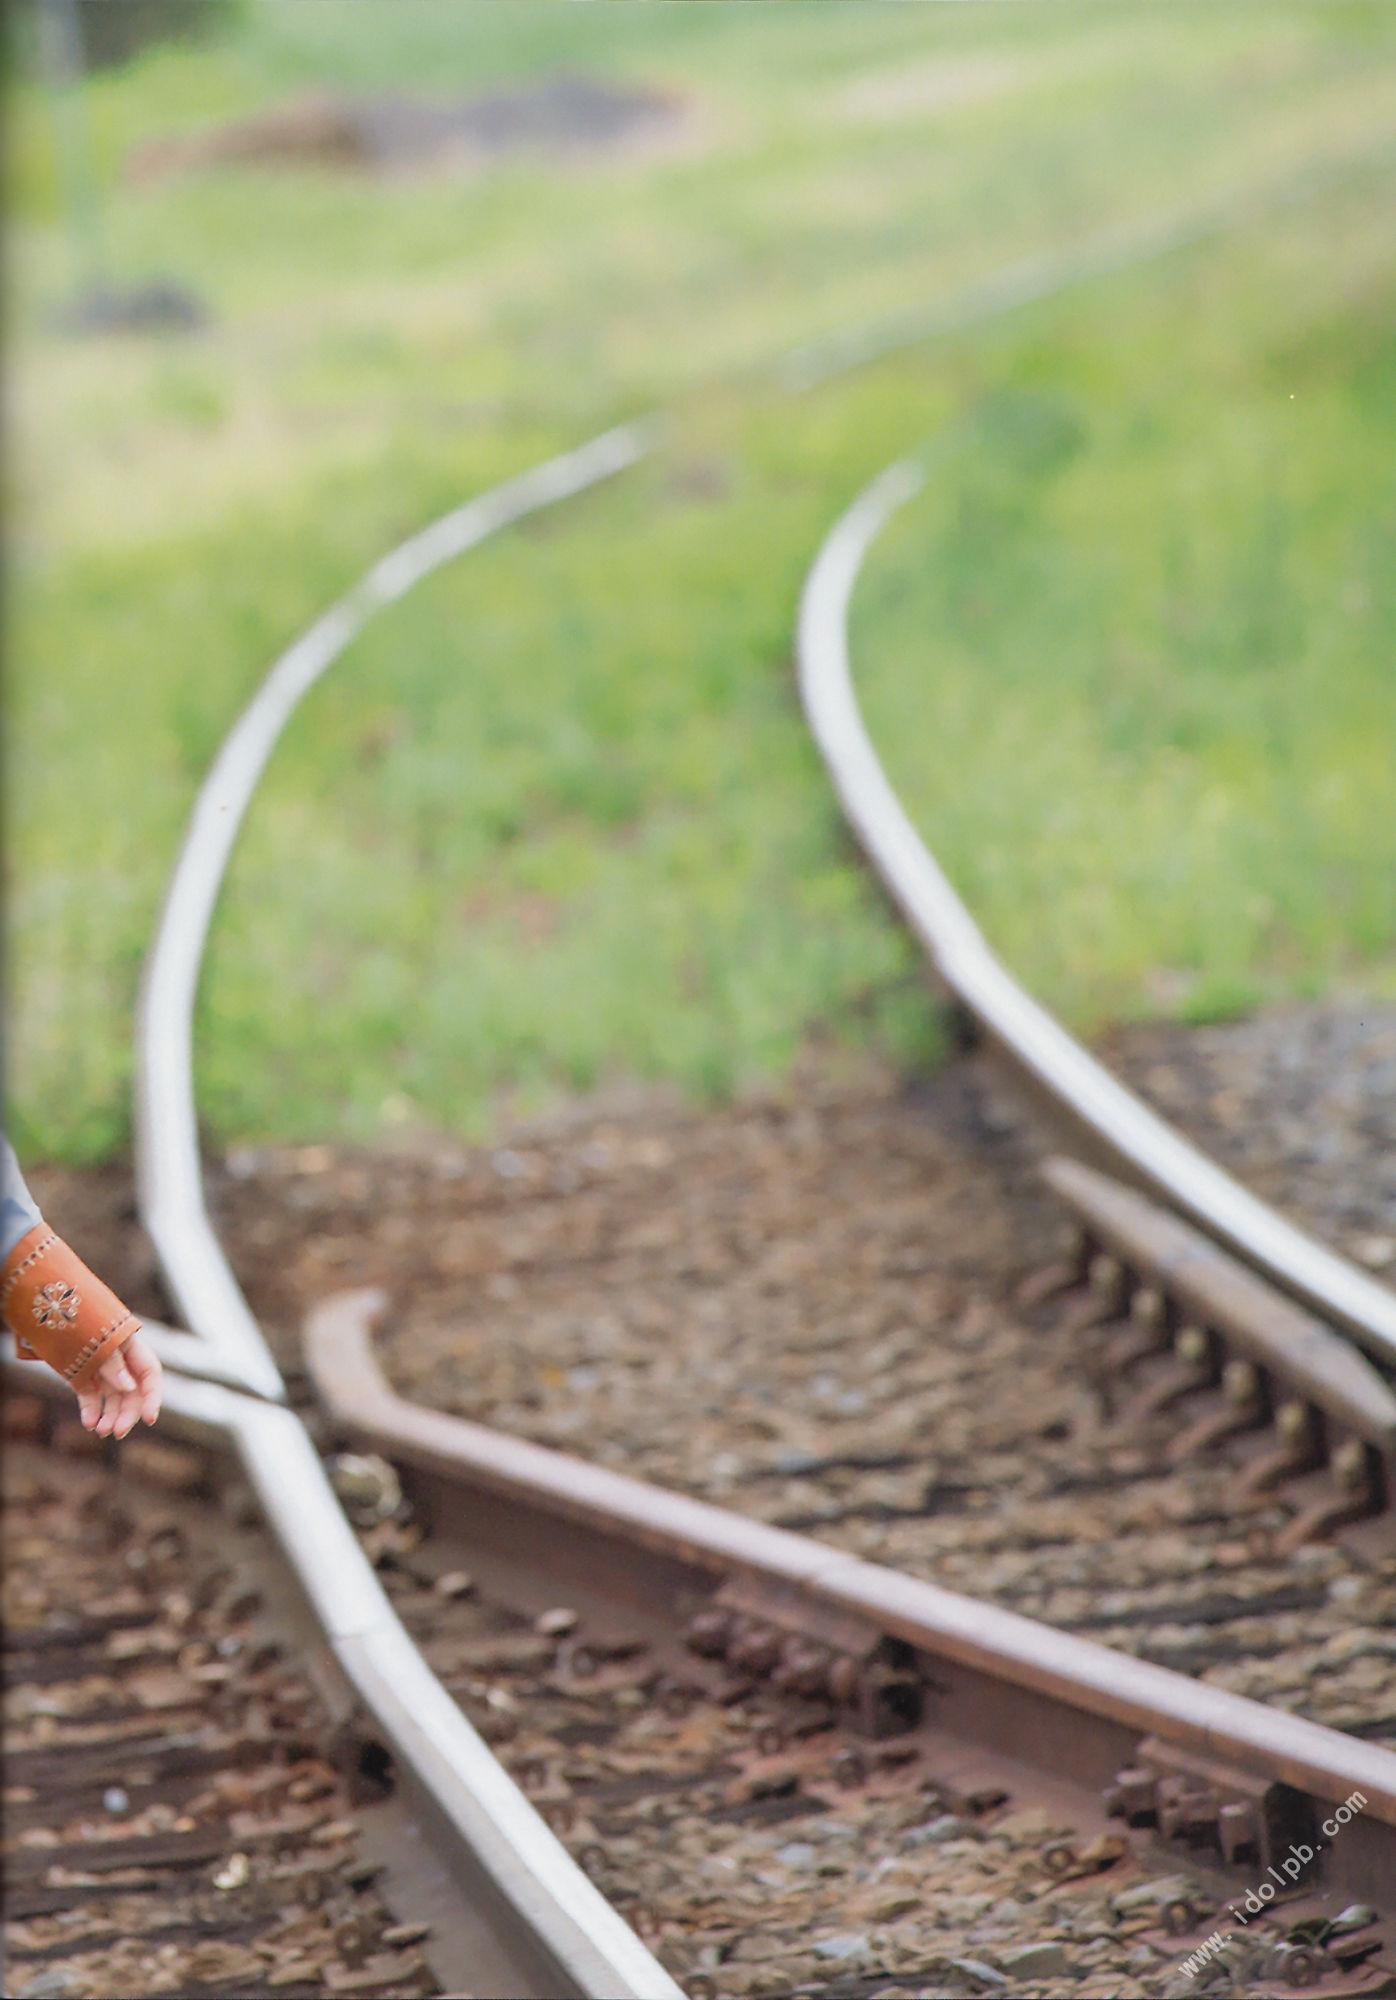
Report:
76,1332,163,1439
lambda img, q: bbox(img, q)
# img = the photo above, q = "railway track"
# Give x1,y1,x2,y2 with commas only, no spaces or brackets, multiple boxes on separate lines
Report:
10,141,1396,2000
252,1082,1393,1743
1,1360,681,2000
297,1290,1396,1998
3,1413,445,2000
52,423,687,2000
796,461,1396,1540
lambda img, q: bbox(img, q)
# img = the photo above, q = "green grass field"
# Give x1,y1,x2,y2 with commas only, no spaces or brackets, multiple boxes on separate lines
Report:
8,0,1396,1160
853,187,1396,1033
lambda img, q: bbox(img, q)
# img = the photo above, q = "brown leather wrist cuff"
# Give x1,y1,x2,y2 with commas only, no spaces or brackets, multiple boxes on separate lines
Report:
2,1224,140,1388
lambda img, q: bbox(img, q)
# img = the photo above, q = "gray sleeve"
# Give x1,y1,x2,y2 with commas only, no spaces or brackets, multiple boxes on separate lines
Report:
2,1138,45,1261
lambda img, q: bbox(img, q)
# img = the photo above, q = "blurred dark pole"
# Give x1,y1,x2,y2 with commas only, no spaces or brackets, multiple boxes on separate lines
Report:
37,0,109,300
36,0,205,332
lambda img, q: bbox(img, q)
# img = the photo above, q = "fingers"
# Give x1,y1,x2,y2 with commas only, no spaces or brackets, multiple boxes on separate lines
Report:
123,1335,164,1427
94,1349,139,1438
75,1337,164,1439
94,1386,141,1439
98,1352,137,1395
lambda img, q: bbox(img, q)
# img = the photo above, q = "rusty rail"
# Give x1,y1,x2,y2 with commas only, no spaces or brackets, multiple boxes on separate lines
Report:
1036,1157,1396,1542
1044,1156,1396,1455
306,1290,1396,1908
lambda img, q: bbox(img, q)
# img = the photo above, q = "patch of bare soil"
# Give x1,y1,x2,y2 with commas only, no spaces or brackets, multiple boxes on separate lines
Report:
127,74,687,183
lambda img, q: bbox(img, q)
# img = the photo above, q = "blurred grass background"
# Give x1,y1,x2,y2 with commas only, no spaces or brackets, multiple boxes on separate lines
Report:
6,0,1395,1160
854,183,1396,1033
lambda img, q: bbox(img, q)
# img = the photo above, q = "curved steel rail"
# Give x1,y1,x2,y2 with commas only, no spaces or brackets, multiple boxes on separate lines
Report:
134,420,656,1399
797,461,1396,1369
128,424,678,1998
